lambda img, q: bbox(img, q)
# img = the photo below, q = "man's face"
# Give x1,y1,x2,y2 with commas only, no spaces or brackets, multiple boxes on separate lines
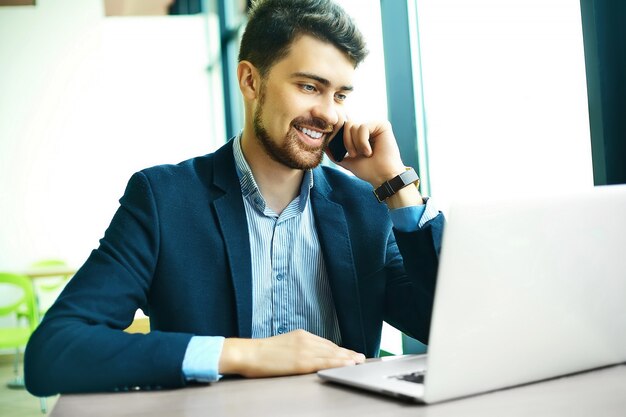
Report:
252,34,355,170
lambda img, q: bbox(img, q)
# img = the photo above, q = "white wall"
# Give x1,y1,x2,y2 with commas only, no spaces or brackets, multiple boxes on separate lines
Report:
414,0,593,211
0,0,223,270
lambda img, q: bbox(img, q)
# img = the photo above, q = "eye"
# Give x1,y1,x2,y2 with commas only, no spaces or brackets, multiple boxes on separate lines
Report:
300,84,317,93
335,93,347,102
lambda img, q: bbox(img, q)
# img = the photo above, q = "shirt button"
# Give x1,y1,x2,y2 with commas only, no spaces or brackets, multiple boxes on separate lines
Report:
278,327,286,334
276,273,283,281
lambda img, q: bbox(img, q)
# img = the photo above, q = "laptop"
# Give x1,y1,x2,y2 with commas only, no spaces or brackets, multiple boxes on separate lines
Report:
318,184,626,404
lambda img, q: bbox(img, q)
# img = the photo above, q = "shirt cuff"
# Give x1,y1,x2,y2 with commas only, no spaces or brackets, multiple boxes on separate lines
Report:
389,197,439,232
182,336,225,383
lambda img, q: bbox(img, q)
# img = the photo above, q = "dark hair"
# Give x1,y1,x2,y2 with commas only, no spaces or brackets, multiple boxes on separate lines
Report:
238,0,368,76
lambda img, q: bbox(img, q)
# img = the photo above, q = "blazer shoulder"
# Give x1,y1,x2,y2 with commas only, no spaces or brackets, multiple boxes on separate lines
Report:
137,140,235,192
138,153,215,184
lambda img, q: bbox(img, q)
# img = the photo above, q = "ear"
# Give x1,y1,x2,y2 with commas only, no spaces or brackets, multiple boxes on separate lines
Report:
238,60,261,100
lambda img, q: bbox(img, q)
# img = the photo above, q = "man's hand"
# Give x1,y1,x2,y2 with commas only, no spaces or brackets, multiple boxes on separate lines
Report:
218,329,365,378
327,120,423,208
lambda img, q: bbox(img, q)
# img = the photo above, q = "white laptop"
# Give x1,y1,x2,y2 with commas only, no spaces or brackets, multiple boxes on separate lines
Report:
318,185,626,404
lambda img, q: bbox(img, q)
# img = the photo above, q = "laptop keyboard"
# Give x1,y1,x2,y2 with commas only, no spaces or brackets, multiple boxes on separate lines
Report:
390,371,426,384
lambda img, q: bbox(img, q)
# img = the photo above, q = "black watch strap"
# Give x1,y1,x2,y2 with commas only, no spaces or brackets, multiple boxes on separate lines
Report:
372,167,420,203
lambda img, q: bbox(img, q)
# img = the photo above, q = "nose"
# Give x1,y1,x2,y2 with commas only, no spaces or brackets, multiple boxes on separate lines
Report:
311,94,340,128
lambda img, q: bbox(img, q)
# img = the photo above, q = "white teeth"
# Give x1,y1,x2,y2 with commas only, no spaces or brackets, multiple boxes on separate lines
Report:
299,126,323,139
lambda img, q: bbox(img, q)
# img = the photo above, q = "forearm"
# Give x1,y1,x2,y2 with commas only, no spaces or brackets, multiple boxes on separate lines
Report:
25,317,192,396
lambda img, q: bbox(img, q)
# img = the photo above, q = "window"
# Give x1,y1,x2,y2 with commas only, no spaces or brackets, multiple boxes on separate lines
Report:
412,0,594,211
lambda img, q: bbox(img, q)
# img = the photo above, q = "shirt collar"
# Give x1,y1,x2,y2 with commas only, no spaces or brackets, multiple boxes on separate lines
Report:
232,134,314,215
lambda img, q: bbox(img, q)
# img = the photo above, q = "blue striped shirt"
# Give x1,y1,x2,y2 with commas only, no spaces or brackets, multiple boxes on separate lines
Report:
182,135,438,382
234,135,342,344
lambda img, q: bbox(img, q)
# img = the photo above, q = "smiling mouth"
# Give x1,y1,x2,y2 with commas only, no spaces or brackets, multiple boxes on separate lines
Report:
294,125,331,140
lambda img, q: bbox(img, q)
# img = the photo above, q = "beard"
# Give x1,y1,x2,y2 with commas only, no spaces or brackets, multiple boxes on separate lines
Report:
252,87,332,170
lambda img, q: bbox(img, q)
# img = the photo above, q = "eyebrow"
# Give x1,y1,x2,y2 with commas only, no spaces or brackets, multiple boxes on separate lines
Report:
291,72,354,91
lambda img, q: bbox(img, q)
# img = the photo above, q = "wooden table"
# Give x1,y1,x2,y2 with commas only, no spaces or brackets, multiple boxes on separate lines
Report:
50,364,626,417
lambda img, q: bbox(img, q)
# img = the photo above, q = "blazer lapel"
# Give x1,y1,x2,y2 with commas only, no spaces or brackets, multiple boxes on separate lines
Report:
311,169,366,354
211,141,253,338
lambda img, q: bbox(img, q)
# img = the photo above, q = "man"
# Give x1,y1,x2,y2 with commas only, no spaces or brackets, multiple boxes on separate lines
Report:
25,0,444,396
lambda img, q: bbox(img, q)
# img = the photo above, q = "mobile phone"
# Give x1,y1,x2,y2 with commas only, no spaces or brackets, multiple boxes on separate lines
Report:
328,124,347,162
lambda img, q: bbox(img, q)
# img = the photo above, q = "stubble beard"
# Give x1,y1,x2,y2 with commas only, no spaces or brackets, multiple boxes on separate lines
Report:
252,85,331,170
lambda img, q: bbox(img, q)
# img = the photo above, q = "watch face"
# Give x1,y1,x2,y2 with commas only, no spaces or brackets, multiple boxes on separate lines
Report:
399,168,419,186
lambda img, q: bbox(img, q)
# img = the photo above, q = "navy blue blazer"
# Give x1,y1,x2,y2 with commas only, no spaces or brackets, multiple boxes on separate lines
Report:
25,140,444,396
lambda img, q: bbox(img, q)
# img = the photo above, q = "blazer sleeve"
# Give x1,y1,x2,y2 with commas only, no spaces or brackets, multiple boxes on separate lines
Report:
383,212,445,344
24,172,194,397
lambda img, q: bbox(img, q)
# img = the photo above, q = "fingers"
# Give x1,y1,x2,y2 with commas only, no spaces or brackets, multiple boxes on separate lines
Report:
286,330,365,366
220,330,366,378
289,339,366,375
330,120,405,188
299,355,364,374
343,121,373,158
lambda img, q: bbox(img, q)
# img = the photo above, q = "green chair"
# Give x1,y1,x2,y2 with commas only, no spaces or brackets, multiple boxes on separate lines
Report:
0,272,38,381
29,259,72,317
0,272,47,413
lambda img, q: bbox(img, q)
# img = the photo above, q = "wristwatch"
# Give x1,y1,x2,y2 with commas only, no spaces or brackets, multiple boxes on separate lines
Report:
372,167,420,203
